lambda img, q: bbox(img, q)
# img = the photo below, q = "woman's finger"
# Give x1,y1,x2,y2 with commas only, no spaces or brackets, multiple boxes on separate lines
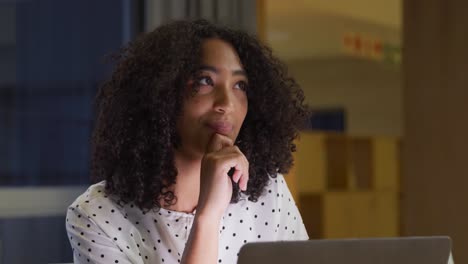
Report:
238,169,249,191
206,133,234,153
231,169,242,183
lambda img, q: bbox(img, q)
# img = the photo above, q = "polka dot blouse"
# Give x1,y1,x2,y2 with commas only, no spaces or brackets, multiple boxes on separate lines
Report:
66,173,309,264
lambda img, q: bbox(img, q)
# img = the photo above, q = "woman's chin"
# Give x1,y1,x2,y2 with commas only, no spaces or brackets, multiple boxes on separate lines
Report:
175,146,207,160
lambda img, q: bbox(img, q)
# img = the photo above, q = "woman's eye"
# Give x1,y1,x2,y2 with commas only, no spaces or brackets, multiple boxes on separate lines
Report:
191,76,214,95
235,81,248,91
196,76,213,86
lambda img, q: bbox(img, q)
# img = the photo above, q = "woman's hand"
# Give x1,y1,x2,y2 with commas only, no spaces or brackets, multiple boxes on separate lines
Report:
196,133,249,220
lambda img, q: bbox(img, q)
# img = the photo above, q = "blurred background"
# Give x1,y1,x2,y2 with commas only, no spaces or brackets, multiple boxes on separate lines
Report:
0,0,467,263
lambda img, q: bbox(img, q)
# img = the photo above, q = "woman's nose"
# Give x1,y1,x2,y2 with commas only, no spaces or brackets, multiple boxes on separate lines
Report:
213,85,235,114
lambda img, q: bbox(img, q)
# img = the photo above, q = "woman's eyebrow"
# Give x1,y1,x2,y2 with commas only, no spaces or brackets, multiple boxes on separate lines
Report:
198,65,247,77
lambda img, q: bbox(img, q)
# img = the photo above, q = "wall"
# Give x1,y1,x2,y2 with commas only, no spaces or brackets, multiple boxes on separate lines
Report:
265,0,401,60
267,0,401,29
288,57,402,136
403,0,468,262
264,0,403,137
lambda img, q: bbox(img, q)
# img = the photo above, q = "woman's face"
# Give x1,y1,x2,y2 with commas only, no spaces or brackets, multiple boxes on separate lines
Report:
176,38,249,159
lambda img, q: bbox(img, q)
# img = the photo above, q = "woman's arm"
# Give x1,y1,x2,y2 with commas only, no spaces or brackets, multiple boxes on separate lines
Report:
66,206,134,264
181,214,221,263
181,133,249,263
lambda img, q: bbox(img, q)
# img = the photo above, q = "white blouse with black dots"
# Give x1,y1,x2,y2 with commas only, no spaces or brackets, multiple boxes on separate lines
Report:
66,173,309,264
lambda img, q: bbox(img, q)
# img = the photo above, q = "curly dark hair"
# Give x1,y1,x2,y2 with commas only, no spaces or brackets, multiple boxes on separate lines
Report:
91,19,308,212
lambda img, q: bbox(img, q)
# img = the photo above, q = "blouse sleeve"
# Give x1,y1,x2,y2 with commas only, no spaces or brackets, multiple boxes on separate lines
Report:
448,252,454,264
66,205,134,264
275,174,309,241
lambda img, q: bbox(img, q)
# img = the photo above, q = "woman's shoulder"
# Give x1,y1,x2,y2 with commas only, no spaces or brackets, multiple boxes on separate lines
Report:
67,180,119,216
236,172,290,207
262,173,289,198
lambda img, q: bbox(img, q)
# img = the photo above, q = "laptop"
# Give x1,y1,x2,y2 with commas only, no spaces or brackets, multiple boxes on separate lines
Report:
237,236,452,264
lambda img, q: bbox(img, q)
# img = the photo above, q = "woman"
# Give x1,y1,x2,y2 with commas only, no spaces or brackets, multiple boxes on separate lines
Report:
66,19,309,264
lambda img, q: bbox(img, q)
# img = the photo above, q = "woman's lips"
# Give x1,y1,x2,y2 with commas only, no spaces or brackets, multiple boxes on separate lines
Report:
207,121,233,135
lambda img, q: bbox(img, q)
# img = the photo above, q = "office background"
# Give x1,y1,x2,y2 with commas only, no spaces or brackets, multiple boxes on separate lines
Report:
0,0,467,263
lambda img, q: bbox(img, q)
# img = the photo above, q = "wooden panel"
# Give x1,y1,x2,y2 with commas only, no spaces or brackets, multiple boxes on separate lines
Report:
296,133,327,192
299,193,323,239
349,138,374,190
373,192,399,237
373,138,399,191
403,0,468,261
323,192,353,238
294,132,401,240
325,135,348,190
348,192,375,237
349,192,398,237
299,191,399,239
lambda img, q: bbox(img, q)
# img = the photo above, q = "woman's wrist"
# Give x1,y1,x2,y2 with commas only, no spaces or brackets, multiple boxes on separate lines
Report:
193,210,222,227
